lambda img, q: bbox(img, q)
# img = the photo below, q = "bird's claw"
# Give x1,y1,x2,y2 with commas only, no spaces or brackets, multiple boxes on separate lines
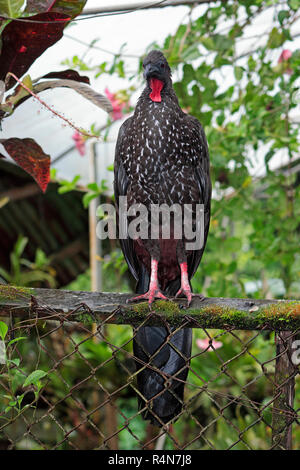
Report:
175,289,205,307
175,288,192,306
127,288,168,308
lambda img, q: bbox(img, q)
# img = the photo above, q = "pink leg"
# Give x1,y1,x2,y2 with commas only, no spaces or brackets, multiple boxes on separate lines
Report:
127,259,168,306
175,262,205,306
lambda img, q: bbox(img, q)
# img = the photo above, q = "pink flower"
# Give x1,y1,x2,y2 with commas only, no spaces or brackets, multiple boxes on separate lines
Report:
278,49,292,62
196,338,223,351
278,49,293,75
72,131,86,156
105,88,126,121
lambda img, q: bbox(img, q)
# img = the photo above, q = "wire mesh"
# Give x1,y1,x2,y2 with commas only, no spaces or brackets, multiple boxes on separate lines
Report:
0,303,299,450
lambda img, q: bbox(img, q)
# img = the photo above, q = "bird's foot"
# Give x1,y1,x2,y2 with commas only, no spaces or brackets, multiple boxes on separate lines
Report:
175,287,192,306
175,288,205,307
127,286,168,307
176,261,206,307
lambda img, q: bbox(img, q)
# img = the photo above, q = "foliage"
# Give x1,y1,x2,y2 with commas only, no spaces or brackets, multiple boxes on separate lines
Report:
0,235,57,287
83,181,109,208
0,319,47,418
0,0,113,192
63,0,300,302
163,1,299,301
0,137,50,192
1,315,297,449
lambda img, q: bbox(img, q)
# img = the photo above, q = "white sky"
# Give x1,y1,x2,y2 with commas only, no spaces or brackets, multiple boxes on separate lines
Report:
1,0,299,187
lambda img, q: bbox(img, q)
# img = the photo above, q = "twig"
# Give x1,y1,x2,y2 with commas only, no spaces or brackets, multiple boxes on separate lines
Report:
6,73,100,139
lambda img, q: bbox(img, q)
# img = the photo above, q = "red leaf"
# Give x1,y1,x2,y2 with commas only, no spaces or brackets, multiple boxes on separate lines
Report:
25,1,58,13
0,138,50,192
0,12,70,90
41,69,90,84
25,0,87,18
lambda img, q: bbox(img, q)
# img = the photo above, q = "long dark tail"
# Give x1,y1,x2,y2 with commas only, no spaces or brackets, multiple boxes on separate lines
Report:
133,267,192,426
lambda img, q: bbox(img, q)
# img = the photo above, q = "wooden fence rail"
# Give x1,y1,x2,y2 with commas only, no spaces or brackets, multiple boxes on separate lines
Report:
0,285,300,330
0,285,299,449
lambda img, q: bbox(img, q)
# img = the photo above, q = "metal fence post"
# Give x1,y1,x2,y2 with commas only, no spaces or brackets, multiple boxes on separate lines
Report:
271,331,297,450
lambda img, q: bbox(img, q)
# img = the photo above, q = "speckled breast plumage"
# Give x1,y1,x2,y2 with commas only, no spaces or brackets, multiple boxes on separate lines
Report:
119,97,203,209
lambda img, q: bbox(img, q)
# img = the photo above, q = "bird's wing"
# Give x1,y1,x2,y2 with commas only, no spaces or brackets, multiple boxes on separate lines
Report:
185,115,212,280
114,117,140,281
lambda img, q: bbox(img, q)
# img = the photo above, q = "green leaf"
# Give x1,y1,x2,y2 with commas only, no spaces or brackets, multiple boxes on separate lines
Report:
100,179,108,192
278,10,289,24
0,0,25,18
8,337,26,346
34,248,48,268
50,168,57,180
96,206,106,219
182,64,195,85
82,192,98,208
288,0,299,11
23,370,47,387
58,174,81,194
117,60,125,78
14,236,28,258
211,34,234,52
0,267,9,281
8,400,17,407
248,55,256,71
216,113,225,126
234,66,244,81
264,150,275,171
87,182,99,191
17,393,24,407
181,44,199,61
0,321,8,340
201,36,215,51
7,358,20,366
267,28,285,49
201,34,234,52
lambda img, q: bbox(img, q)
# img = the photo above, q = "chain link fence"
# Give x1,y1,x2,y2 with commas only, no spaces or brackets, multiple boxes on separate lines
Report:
0,292,299,450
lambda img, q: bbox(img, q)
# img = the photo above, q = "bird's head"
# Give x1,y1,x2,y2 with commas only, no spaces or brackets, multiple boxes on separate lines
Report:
142,50,171,102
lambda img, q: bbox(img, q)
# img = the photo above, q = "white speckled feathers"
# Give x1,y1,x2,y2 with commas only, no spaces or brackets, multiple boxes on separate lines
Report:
114,55,211,282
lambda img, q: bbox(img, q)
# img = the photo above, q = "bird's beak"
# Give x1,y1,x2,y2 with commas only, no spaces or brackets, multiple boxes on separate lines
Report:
144,63,161,80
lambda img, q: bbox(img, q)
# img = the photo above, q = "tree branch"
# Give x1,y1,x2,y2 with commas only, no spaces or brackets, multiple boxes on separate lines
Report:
0,286,299,331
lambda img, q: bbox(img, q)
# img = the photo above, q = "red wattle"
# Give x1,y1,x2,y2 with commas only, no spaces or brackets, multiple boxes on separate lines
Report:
149,78,163,102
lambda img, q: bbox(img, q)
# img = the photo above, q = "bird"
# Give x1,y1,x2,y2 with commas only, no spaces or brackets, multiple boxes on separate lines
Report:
114,50,211,426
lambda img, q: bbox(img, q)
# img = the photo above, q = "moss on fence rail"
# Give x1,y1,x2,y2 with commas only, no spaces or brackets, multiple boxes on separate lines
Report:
0,285,300,331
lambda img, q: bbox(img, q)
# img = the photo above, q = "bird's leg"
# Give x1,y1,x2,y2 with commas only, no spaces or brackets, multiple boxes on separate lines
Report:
128,258,168,306
175,261,192,305
175,261,205,306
